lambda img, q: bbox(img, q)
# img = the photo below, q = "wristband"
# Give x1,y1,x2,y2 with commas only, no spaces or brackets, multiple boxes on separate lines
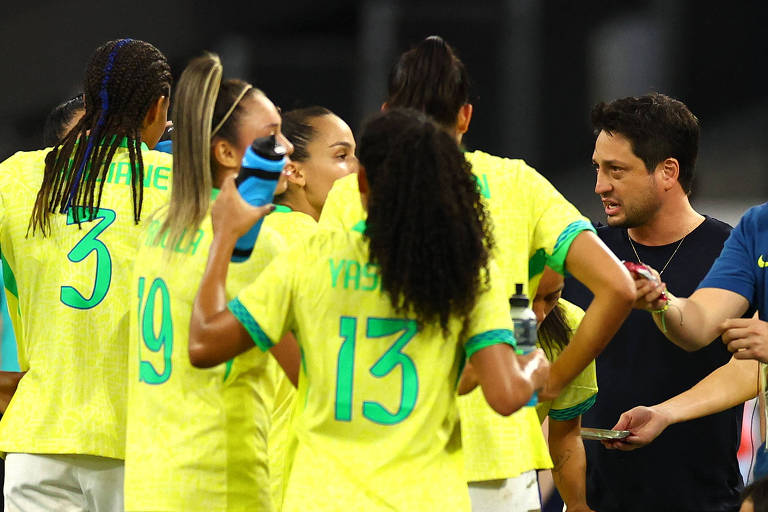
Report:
651,293,673,332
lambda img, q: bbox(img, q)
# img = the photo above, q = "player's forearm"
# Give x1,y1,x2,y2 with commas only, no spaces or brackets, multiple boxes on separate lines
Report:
550,231,634,395
651,295,718,351
655,357,758,425
549,417,589,509
548,289,630,397
189,234,237,366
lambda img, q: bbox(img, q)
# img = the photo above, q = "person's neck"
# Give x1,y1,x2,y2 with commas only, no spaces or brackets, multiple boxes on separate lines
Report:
278,192,319,221
213,167,239,190
627,196,704,246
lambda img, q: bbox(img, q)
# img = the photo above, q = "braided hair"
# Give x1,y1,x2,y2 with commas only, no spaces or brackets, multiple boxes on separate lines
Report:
29,39,172,236
360,108,494,331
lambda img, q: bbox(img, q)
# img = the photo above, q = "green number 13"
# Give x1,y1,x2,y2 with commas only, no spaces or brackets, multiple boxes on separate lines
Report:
137,277,173,384
335,317,419,425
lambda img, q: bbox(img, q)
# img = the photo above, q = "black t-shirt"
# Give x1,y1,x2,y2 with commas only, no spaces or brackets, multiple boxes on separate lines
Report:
563,216,744,512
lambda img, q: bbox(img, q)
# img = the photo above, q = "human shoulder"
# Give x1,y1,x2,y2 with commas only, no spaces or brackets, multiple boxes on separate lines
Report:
594,223,625,247
558,299,585,328
0,149,50,182
465,149,538,178
697,215,733,238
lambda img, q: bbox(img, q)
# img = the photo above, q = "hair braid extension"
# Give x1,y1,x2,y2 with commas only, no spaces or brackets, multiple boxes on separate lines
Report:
361,109,492,332
28,39,171,236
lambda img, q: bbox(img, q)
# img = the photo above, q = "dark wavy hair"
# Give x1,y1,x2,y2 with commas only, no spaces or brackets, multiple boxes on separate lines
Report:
29,39,172,236
359,108,493,331
387,35,470,128
538,303,572,360
591,92,699,194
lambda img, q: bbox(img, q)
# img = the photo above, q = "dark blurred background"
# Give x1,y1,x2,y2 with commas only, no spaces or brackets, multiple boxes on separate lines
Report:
1,0,766,223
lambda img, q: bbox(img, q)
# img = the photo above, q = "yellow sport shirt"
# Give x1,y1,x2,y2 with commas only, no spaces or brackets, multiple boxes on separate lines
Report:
124,202,283,511
261,204,318,511
229,225,516,511
535,299,597,423
0,143,171,458
319,150,595,480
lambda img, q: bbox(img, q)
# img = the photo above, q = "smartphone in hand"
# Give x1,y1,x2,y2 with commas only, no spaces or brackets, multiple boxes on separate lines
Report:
581,427,631,441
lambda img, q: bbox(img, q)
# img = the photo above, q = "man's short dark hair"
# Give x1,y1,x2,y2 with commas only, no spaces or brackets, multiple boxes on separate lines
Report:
591,92,699,194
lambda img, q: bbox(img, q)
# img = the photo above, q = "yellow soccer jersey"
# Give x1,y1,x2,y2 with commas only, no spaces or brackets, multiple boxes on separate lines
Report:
535,300,597,423
123,203,283,512
319,150,595,480
229,225,516,511
0,142,171,458
261,204,318,511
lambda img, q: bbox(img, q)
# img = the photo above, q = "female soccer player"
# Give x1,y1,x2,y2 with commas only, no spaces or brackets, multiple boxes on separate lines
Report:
188,108,549,511
262,105,357,510
274,106,357,221
123,53,296,512
533,268,597,512
319,35,633,510
0,38,172,509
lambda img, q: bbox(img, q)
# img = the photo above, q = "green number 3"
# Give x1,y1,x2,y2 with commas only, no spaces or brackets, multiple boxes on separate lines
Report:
335,317,419,425
137,277,173,384
60,207,116,309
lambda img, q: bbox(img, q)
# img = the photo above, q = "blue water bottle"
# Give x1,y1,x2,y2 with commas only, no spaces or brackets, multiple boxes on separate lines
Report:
154,124,174,154
231,134,287,262
509,283,538,406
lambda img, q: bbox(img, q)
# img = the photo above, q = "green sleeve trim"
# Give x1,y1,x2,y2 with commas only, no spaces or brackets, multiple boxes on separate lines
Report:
228,297,274,352
0,251,18,299
549,393,596,421
529,248,547,280
223,359,234,382
273,204,292,213
351,220,366,234
465,329,516,359
547,220,596,275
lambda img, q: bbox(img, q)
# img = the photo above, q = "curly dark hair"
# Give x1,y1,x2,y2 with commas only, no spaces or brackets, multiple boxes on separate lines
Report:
29,39,172,235
359,108,493,331
387,35,470,128
591,92,699,194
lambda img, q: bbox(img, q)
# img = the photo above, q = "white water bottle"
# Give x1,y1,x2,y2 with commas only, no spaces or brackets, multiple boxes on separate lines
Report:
509,283,538,406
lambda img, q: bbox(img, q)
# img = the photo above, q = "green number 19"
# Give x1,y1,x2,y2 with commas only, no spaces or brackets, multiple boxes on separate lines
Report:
335,317,419,425
137,277,173,384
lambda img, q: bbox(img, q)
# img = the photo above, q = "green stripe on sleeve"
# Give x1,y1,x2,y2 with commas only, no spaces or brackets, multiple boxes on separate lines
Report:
547,220,596,275
529,248,547,280
465,329,516,359
549,393,597,421
0,250,18,299
228,298,275,352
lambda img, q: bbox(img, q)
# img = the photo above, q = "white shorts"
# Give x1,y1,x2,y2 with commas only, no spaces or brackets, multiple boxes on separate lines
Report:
4,453,124,512
468,470,541,512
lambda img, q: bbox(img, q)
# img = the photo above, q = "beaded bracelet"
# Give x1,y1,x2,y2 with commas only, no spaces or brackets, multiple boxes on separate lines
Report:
651,297,671,332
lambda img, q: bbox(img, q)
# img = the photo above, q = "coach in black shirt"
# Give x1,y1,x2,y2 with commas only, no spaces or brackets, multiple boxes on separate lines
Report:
564,93,742,512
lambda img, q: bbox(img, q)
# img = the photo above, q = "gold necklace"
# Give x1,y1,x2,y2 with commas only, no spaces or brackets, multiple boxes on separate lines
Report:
628,233,687,277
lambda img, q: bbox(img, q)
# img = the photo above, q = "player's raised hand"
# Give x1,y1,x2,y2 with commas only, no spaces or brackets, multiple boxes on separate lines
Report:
211,175,275,241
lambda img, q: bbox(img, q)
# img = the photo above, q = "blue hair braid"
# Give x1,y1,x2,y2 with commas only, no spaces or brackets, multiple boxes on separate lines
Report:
62,38,133,213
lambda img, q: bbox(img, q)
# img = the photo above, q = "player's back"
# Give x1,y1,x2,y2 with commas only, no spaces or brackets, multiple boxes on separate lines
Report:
0,145,171,458
236,226,512,511
125,206,282,511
